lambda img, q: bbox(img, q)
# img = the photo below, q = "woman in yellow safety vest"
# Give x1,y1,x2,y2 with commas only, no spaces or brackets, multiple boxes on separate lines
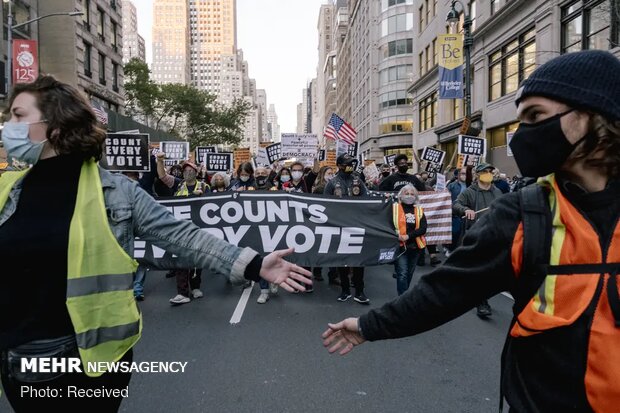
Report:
0,76,311,412
392,184,427,295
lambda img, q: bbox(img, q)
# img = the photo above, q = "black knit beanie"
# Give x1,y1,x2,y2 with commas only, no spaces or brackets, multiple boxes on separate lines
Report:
515,50,620,121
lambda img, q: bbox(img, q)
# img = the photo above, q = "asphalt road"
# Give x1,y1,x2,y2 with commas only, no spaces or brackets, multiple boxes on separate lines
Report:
1,258,514,413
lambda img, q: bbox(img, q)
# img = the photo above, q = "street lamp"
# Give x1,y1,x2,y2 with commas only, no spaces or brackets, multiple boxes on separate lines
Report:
446,0,473,119
4,0,83,93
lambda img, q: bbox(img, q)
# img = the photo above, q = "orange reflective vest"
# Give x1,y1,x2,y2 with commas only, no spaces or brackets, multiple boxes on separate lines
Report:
393,203,426,249
510,175,620,412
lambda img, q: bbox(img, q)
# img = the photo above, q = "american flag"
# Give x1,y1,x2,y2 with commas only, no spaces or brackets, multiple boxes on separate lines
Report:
91,100,109,125
323,113,357,145
417,190,452,245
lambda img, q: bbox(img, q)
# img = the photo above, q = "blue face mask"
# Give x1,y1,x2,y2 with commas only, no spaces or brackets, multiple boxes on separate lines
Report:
2,121,48,166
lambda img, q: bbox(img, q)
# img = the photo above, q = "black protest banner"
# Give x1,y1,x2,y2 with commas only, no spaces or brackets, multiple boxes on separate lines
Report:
266,142,282,164
457,135,486,157
348,142,359,158
421,147,446,166
135,192,400,267
103,133,150,172
196,146,217,165
318,149,326,162
425,162,443,173
163,159,178,168
160,141,190,160
384,154,397,167
206,153,232,172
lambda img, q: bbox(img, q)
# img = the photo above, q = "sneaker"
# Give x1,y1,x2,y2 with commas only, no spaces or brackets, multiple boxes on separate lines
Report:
476,302,492,318
169,294,190,305
257,291,269,304
269,283,279,295
337,292,352,302
191,289,204,299
430,256,442,267
135,294,144,302
354,293,370,305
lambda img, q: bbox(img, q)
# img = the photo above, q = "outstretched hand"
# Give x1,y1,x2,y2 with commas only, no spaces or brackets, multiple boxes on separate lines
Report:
259,248,312,293
322,317,366,355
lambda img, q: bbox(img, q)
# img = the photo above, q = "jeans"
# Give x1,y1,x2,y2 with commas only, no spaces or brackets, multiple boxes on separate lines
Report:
339,267,364,294
259,277,269,290
395,248,421,295
175,268,202,297
133,264,148,296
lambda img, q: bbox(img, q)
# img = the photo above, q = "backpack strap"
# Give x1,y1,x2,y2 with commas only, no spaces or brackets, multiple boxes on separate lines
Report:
512,184,553,317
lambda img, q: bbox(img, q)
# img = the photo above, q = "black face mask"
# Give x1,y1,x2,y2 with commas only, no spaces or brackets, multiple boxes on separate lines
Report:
397,165,408,174
381,171,390,177
256,176,267,187
509,109,586,177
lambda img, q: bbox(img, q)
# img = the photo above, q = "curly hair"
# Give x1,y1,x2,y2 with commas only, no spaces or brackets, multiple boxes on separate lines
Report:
4,76,106,161
567,115,620,179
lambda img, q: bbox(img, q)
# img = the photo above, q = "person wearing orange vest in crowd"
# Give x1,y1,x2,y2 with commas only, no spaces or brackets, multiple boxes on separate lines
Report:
393,185,427,296
322,50,620,412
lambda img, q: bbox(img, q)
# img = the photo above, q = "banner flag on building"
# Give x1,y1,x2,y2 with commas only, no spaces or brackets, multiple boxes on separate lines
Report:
324,113,357,145
12,39,38,85
438,34,464,99
91,100,109,125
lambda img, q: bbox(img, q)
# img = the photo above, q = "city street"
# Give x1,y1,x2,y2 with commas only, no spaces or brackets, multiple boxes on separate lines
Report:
0,258,512,413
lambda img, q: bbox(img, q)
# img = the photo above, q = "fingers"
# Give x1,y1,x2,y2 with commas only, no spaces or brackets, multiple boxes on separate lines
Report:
273,248,295,258
289,268,312,283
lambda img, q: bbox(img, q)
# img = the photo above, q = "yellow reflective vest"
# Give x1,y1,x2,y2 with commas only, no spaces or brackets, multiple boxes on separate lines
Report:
0,160,141,377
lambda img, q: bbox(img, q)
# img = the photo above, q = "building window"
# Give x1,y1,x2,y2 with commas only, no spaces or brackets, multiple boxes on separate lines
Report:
452,99,463,121
418,52,424,77
379,64,412,85
561,0,615,53
491,0,500,15
83,0,90,30
470,0,477,32
111,21,118,51
379,116,413,134
433,0,438,17
419,5,424,32
112,63,119,91
419,92,437,132
382,38,413,59
486,122,518,149
98,53,106,85
84,43,92,77
488,28,536,101
432,37,438,66
425,45,431,72
425,0,431,24
381,0,413,12
381,13,414,36
380,91,412,108
97,8,105,41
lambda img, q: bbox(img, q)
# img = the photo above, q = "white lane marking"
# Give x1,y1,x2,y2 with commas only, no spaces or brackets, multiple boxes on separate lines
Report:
501,292,514,300
229,282,254,325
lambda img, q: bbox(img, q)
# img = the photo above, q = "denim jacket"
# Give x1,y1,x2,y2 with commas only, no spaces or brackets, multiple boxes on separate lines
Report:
0,166,258,285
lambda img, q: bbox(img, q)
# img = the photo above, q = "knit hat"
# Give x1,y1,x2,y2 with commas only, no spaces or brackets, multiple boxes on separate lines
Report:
515,50,620,121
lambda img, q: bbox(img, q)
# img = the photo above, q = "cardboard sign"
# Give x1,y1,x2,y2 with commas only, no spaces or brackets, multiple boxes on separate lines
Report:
435,173,446,191
506,132,514,157
265,142,282,164
233,147,251,171
281,133,318,161
160,141,190,161
206,153,233,172
255,147,270,167
196,146,217,165
363,162,380,182
336,140,358,158
384,154,397,167
320,150,337,169
457,135,486,157
103,133,150,172
421,146,446,166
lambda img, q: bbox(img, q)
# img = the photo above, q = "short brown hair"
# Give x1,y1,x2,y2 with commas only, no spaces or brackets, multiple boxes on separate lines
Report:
567,114,620,179
4,76,106,160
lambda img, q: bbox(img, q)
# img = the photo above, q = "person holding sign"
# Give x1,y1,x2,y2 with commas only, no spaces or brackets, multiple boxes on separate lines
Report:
0,76,312,411
323,50,620,413
228,162,257,191
378,154,426,193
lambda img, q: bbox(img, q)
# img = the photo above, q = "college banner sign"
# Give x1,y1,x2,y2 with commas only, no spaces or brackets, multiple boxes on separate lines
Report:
12,39,38,84
438,34,464,99
135,192,400,267
103,133,150,172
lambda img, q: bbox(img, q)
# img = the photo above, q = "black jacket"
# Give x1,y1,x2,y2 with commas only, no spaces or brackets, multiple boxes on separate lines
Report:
378,172,426,192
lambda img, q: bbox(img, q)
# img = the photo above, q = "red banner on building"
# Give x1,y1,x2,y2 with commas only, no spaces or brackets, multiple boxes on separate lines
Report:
12,39,39,85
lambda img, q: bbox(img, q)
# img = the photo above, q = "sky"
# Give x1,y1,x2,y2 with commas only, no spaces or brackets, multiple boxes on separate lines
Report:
131,0,328,133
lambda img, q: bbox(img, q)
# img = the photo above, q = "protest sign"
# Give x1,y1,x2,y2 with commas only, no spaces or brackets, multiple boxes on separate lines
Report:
318,149,326,162
134,192,400,267
457,135,486,157
206,153,233,172
160,141,190,160
196,146,217,165
507,132,514,157
384,154,397,167
255,147,269,166
233,148,251,171
265,142,282,164
363,162,380,182
435,173,446,191
104,133,150,172
281,133,319,161
456,154,480,168
421,146,446,166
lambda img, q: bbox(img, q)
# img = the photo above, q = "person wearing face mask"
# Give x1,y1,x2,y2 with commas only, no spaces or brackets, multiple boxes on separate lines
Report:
153,156,184,197
311,166,340,286
445,167,469,256
393,185,427,295
209,172,230,192
174,162,208,197
453,162,503,317
0,76,312,411
229,162,256,191
282,160,319,193
325,154,370,304
323,50,620,413
378,154,426,193
274,167,291,190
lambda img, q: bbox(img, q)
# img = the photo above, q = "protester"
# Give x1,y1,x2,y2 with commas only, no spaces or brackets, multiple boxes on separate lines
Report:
393,185,427,295
210,171,230,192
323,50,620,413
445,167,468,256
274,167,291,190
324,154,370,304
0,76,312,411
282,160,319,193
229,162,256,191
311,165,339,285
154,162,183,197
453,162,503,317
378,154,426,192
493,168,511,194
254,166,279,304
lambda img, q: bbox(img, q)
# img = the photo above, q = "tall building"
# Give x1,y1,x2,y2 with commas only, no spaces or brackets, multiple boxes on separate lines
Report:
316,4,334,140
121,0,145,63
267,104,281,142
39,0,125,112
335,4,352,128
152,0,190,84
189,0,237,94
256,89,268,141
